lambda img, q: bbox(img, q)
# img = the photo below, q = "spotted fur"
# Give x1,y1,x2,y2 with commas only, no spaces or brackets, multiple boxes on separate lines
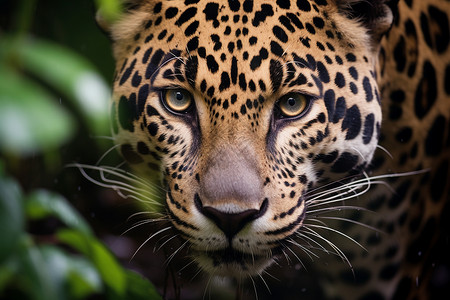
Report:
101,0,450,298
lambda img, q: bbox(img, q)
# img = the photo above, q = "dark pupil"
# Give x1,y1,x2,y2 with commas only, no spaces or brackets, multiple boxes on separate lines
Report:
176,91,184,101
287,97,296,107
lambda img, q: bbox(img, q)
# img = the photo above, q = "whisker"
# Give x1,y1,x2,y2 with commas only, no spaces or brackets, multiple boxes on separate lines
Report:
95,143,121,166
156,234,180,252
67,163,164,206
122,219,163,235
351,147,368,163
189,265,204,283
249,275,259,300
127,211,165,220
306,205,371,216
314,216,383,233
258,273,272,295
203,273,213,300
306,186,370,209
376,144,393,159
178,259,197,273
99,166,164,194
306,170,427,200
286,237,318,261
303,223,367,252
294,231,330,255
89,135,116,141
99,170,161,198
301,226,352,269
166,239,190,266
284,243,307,270
149,56,185,83
306,173,374,205
130,226,172,261
68,163,157,190
168,50,187,65
281,249,292,265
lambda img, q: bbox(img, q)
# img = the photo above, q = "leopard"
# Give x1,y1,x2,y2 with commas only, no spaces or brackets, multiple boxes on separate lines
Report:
96,0,450,299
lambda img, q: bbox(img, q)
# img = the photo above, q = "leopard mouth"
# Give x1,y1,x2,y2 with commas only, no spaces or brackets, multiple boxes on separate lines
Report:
211,247,266,264
193,246,281,276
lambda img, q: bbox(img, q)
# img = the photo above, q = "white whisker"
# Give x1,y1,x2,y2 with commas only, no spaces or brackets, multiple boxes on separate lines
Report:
202,273,213,300
281,249,292,265
258,273,272,295
301,226,352,269
284,243,307,270
295,231,329,255
67,163,164,206
89,135,116,141
166,239,190,266
95,144,121,166
286,237,319,261
156,234,180,252
127,211,165,220
376,144,393,159
131,226,172,261
249,275,259,300
306,205,371,215
304,223,367,252
122,219,163,235
315,216,383,233
149,56,185,83
178,259,197,273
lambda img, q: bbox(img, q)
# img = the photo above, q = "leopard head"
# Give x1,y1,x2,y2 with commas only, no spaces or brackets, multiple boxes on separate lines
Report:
104,0,394,277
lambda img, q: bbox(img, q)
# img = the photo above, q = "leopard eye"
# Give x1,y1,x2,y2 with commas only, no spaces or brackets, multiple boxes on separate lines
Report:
277,93,310,118
162,89,193,113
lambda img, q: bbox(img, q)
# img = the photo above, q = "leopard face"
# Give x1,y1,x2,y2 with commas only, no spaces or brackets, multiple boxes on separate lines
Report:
107,0,393,277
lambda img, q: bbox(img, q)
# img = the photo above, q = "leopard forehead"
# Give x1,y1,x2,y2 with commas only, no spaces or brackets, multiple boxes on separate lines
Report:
112,0,376,102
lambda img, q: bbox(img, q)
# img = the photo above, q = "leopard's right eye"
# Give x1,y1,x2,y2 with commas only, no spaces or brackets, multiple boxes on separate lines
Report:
162,89,193,113
276,93,311,119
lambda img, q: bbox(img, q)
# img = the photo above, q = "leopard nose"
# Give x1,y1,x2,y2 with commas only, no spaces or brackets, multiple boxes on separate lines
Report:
200,144,263,208
195,195,268,241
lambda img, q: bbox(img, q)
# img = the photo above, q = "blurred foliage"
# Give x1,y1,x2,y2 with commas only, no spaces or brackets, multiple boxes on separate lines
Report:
0,0,162,299
0,169,161,300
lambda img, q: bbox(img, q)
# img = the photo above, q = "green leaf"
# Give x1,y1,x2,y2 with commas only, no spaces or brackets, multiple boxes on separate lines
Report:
39,246,103,300
0,257,16,292
10,245,102,300
95,0,123,23
17,243,62,300
0,66,76,155
15,37,110,137
66,256,103,299
125,271,163,300
57,229,126,297
0,172,25,263
25,189,92,236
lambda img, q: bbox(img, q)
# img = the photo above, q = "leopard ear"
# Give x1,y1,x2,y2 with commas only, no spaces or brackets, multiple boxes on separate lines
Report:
336,0,398,44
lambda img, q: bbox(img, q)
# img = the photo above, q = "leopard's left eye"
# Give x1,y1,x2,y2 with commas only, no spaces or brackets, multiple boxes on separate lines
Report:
277,93,310,118
162,89,193,113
